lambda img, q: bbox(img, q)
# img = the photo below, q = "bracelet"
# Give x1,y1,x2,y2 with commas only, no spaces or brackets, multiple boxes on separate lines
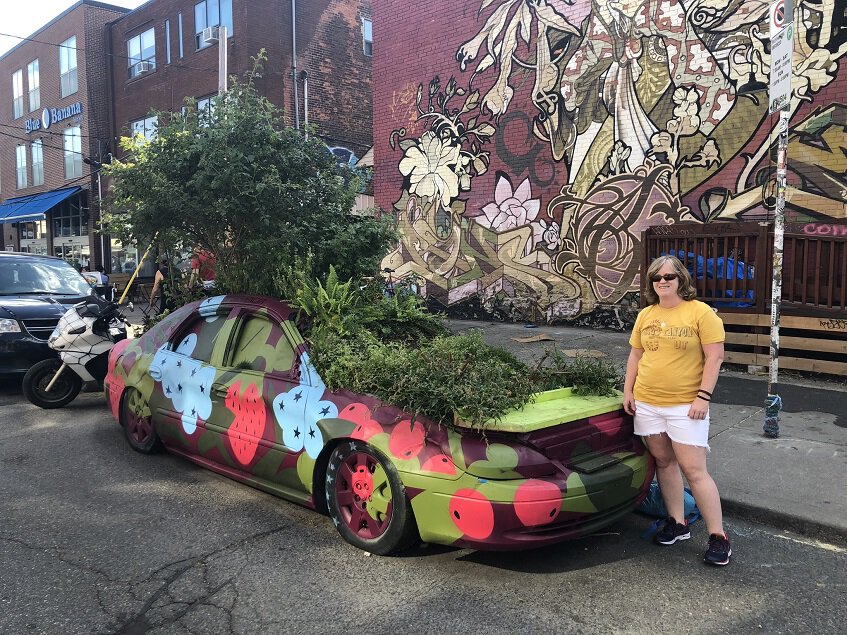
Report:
697,389,712,398
696,395,710,402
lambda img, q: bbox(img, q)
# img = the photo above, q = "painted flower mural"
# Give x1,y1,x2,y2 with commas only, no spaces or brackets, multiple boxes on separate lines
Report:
399,131,462,207
478,173,541,232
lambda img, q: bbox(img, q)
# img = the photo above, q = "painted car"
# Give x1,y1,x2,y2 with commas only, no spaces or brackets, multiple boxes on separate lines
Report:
104,295,654,554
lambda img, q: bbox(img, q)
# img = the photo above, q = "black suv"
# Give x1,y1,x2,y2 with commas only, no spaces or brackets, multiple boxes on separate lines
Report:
0,252,95,375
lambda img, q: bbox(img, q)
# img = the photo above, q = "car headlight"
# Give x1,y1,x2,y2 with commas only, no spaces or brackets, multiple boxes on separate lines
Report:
0,319,21,333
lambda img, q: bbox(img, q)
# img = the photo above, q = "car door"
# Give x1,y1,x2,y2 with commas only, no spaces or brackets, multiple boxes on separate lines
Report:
201,306,311,501
147,303,238,454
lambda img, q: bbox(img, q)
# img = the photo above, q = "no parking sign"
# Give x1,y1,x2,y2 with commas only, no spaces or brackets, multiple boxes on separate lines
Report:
768,0,794,113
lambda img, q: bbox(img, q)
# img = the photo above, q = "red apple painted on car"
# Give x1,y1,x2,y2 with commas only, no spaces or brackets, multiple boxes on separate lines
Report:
449,489,494,539
338,402,383,441
513,479,562,527
388,419,425,459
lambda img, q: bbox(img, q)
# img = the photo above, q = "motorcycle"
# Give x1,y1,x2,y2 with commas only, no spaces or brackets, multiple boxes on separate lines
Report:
22,296,134,409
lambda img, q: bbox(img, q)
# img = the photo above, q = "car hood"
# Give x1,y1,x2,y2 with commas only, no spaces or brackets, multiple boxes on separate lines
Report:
0,295,91,321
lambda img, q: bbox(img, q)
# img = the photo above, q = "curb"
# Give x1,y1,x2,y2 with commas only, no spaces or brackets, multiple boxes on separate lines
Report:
722,498,847,547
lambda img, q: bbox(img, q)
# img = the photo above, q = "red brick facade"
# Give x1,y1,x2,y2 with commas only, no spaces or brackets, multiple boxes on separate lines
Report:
373,0,847,323
1,0,372,269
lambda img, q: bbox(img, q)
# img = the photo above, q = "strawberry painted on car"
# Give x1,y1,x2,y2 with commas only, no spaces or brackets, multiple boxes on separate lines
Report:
104,295,655,554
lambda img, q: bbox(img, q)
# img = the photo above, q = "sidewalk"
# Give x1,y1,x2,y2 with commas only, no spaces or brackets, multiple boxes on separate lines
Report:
448,319,847,546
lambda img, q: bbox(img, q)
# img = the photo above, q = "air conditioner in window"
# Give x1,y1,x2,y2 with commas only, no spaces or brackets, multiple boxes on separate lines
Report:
202,26,220,44
135,60,153,74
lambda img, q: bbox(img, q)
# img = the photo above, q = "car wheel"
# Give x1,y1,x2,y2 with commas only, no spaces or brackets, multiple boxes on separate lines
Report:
22,359,83,409
120,387,162,454
326,441,419,555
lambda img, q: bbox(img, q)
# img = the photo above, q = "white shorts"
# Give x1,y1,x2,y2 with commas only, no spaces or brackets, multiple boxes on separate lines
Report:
634,401,710,450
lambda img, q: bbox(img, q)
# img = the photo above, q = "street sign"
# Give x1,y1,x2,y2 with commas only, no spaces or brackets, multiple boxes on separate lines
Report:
769,21,794,113
769,0,793,31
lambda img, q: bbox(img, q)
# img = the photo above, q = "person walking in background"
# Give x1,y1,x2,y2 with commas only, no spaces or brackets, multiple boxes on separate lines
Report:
148,258,171,315
190,248,217,290
623,255,731,566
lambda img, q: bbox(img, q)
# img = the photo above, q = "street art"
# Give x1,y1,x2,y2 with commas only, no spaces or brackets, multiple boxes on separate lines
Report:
105,295,654,552
380,0,847,322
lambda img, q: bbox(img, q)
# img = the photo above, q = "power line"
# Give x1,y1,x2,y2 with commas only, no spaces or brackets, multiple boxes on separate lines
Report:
0,30,288,77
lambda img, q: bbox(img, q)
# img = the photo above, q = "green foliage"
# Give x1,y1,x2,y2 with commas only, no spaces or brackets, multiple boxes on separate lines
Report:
104,51,395,299
531,348,623,396
312,330,536,428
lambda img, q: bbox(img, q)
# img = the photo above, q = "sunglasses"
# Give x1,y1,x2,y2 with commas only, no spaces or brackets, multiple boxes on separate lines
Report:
649,273,679,282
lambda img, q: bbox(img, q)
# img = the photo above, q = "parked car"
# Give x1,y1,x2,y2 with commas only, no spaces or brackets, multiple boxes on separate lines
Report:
0,252,96,376
104,295,654,554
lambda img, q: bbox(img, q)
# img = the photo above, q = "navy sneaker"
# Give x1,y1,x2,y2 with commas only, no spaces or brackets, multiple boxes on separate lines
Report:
654,517,691,545
704,533,732,566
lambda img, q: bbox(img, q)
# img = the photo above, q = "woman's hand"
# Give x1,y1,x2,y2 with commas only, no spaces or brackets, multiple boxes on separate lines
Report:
688,396,709,420
623,392,636,416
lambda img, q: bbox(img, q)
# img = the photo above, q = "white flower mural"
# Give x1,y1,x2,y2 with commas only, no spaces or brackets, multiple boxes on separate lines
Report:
398,131,461,207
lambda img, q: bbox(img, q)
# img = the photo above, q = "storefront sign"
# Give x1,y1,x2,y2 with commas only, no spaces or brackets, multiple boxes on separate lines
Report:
24,102,83,133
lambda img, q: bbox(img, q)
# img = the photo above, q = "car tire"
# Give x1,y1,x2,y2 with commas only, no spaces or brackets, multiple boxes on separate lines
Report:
120,387,163,454
326,440,419,555
22,359,83,409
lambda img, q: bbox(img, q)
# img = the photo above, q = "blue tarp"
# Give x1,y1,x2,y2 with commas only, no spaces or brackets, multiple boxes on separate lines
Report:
662,250,755,308
0,186,81,223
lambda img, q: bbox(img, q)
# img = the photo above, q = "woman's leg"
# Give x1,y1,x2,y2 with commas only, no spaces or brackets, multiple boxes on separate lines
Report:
672,440,725,536
643,433,685,522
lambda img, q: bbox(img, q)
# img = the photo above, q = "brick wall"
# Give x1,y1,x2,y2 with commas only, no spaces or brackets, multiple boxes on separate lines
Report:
373,0,847,325
0,1,127,259
109,0,371,158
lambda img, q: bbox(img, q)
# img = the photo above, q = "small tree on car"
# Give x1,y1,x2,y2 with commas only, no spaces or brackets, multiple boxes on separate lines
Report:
104,52,395,299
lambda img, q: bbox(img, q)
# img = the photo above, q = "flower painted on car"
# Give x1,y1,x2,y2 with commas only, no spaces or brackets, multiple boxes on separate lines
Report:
478,172,540,232
149,335,215,435
398,131,461,207
199,295,225,321
272,352,337,459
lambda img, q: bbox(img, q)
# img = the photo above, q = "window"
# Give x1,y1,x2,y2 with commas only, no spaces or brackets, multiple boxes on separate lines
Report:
197,96,216,126
18,220,46,241
63,127,82,179
27,60,40,112
127,28,156,78
16,145,28,189
130,115,158,141
31,139,43,186
165,19,171,64
52,198,88,238
194,0,233,49
230,315,295,373
362,18,372,57
178,13,184,58
59,36,78,97
12,69,24,118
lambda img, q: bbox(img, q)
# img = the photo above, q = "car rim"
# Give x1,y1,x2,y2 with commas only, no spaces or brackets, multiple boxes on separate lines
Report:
335,450,394,540
125,390,153,444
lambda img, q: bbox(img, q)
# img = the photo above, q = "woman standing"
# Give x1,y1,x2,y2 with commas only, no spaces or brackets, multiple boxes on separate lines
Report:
624,255,731,566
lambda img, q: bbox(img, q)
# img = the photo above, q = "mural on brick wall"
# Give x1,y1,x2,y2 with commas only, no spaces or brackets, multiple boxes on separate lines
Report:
380,0,847,323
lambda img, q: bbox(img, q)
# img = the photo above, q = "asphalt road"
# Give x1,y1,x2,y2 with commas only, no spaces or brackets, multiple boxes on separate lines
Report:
1,380,846,635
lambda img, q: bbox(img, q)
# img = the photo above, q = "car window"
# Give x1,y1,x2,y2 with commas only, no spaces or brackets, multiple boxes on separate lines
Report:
229,314,295,375
0,258,90,295
176,315,233,363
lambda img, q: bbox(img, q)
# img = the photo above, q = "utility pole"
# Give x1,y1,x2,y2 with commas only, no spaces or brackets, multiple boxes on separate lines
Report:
218,26,228,94
765,0,794,438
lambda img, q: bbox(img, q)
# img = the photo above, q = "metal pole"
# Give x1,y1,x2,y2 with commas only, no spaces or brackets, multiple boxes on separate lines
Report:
218,26,227,94
302,70,309,139
291,0,300,130
97,169,105,271
765,110,790,438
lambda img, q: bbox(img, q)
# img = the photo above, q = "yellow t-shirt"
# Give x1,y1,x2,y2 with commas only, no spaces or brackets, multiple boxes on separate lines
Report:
629,300,725,406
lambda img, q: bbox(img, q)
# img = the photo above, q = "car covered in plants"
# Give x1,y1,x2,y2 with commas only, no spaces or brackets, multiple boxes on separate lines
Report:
104,294,654,554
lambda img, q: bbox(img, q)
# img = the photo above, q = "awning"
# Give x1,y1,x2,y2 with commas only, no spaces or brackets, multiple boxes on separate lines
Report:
0,186,82,223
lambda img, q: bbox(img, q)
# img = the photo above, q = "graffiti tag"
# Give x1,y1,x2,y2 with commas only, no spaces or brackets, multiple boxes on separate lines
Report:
819,319,847,331
799,223,847,237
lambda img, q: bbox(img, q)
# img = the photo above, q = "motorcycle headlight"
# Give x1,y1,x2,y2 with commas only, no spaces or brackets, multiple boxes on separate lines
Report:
0,319,21,333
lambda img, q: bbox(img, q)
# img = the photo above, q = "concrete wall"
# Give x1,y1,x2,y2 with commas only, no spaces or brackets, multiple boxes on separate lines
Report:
374,0,847,326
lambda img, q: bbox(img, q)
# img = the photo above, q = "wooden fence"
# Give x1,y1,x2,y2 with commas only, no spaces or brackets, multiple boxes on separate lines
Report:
642,222,847,376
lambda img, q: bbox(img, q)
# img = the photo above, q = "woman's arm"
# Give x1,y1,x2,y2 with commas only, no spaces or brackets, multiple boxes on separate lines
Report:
689,342,724,419
148,270,163,308
623,347,643,415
